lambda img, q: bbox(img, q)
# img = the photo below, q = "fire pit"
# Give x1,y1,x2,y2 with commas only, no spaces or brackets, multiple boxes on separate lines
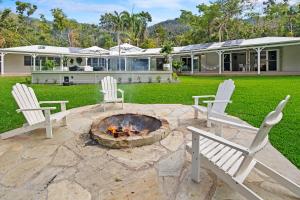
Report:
90,113,170,148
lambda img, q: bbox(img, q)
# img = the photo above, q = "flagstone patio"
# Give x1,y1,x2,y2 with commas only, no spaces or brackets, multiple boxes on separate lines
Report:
0,103,299,200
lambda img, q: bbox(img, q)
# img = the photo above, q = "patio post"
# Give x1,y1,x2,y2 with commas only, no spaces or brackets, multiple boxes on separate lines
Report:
106,58,109,71
85,57,88,66
217,50,223,75
60,55,64,71
191,52,194,74
124,57,127,71
32,54,36,71
1,52,5,75
255,47,263,75
148,57,151,71
169,56,173,72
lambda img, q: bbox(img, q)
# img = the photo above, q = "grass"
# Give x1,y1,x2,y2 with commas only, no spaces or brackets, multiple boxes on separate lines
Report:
0,75,299,168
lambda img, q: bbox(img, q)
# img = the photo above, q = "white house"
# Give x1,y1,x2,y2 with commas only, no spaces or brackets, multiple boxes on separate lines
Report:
1,37,300,83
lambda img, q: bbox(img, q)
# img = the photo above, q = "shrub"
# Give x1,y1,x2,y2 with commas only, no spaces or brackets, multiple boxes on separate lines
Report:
172,60,184,73
172,72,178,81
118,77,122,83
156,76,161,83
128,77,132,83
25,77,31,84
137,76,141,83
43,60,56,70
76,57,83,65
148,77,152,83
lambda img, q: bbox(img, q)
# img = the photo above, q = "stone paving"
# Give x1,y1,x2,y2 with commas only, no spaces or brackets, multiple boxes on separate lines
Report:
0,103,300,200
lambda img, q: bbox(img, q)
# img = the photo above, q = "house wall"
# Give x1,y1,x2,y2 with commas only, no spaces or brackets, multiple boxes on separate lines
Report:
281,45,300,71
4,54,31,74
32,71,173,84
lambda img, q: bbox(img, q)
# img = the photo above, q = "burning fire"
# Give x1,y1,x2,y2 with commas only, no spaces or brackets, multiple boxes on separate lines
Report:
106,124,140,138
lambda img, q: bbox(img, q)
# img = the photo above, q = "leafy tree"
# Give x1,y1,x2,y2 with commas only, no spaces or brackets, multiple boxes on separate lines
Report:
160,42,174,63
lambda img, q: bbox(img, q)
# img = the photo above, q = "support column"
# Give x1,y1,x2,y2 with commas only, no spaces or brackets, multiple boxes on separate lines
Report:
191,53,194,74
32,54,37,71
106,58,109,71
124,57,127,71
60,55,64,71
169,56,173,72
148,57,151,71
254,47,263,75
217,51,223,75
1,52,5,75
85,57,88,66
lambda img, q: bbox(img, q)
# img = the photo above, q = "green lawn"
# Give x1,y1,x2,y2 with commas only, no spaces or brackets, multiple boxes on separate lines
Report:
0,76,299,168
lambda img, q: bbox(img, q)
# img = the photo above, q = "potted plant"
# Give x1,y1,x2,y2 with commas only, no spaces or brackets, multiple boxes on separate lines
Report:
76,57,83,65
172,60,184,74
160,42,174,71
43,60,56,71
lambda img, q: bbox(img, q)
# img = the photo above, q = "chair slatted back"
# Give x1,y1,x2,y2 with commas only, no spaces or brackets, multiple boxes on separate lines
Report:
12,83,45,125
101,76,117,101
212,79,235,114
249,95,290,154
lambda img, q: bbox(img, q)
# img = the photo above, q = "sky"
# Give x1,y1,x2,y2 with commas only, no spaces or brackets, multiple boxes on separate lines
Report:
0,0,206,25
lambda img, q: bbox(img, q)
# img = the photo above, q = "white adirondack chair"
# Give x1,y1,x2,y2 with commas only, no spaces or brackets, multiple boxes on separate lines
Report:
100,76,124,111
186,96,300,200
193,79,235,127
0,83,69,139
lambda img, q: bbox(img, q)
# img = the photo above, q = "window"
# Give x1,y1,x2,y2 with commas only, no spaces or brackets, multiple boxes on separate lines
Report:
268,50,277,71
181,57,191,71
132,59,148,71
24,56,32,66
87,58,92,66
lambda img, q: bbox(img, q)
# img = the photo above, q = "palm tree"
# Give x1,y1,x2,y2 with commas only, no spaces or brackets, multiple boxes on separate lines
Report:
100,11,125,69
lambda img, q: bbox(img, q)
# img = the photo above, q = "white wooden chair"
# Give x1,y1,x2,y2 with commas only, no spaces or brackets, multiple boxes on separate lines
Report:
193,79,235,127
0,83,69,139
100,76,124,111
186,96,300,200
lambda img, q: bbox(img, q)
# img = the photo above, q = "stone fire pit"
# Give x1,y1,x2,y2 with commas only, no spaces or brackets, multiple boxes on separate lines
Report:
90,113,170,148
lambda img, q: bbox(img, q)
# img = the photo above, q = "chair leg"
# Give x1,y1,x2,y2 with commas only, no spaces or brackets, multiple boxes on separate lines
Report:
45,110,53,138
194,109,198,119
61,116,67,126
191,133,201,183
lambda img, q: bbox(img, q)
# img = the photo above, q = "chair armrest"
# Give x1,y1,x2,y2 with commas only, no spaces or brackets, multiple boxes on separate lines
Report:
193,95,215,105
208,117,259,132
187,126,249,154
39,101,69,104
17,107,56,113
117,89,124,94
203,100,232,104
192,95,215,99
100,90,107,94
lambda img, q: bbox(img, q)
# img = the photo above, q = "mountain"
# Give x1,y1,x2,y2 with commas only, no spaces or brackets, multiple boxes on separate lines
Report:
147,19,189,39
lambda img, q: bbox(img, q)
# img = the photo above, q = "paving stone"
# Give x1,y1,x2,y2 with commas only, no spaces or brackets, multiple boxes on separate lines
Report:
51,146,80,167
159,176,179,200
160,130,184,151
28,167,62,190
0,188,45,200
98,168,165,200
0,143,23,175
158,148,185,177
212,179,246,200
176,168,215,200
47,180,91,200
107,144,168,169
22,144,58,159
0,157,51,187
75,156,132,194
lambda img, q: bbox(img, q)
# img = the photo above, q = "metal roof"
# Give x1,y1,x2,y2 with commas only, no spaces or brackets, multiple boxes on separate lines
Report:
1,37,300,57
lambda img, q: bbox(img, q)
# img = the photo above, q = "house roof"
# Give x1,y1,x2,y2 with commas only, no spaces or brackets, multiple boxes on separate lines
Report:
180,37,300,53
1,37,300,57
80,46,109,54
110,43,143,54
